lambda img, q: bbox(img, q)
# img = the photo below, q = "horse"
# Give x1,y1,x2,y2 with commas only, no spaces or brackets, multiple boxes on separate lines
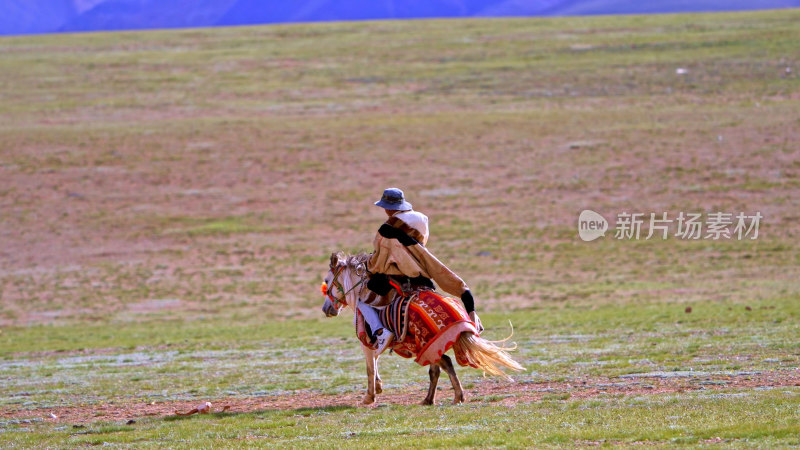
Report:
320,251,524,405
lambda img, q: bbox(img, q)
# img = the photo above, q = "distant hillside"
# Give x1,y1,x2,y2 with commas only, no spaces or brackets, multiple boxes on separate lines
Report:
60,0,238,32
0,0,76,35
217,0,483,25
2,0,799,35
535,0,800,15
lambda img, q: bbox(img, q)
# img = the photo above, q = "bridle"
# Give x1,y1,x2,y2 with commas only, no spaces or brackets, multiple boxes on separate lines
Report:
324,262,367,309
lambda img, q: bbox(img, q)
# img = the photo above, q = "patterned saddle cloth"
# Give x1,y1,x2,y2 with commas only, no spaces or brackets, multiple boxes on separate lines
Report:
355,288,479,367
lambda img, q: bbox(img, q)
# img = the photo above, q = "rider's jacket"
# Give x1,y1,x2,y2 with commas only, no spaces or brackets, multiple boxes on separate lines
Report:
366,210,469,306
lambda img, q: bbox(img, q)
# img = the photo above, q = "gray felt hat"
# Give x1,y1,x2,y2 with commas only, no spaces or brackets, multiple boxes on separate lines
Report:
374,188,412,211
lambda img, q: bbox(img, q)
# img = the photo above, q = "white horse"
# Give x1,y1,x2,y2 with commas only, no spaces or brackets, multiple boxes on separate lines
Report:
321,252,524,405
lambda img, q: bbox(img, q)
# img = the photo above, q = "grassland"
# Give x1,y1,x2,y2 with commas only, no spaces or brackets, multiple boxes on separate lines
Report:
1,9,799,447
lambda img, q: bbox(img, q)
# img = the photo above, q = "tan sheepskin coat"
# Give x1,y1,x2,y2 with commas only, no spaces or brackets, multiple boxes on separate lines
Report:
367,210,469,302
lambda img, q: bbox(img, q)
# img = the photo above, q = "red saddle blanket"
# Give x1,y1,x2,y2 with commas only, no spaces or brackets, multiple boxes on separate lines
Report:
356,290,480,368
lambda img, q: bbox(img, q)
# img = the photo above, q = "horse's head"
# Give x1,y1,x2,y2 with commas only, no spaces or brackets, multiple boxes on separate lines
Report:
321,252,345,317
320,251,367,318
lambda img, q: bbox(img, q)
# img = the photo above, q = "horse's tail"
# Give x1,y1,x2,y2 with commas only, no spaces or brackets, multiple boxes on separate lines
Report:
453,324,525,381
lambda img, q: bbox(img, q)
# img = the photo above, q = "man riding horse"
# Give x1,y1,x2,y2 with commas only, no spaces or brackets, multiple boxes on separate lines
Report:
357,188,483,354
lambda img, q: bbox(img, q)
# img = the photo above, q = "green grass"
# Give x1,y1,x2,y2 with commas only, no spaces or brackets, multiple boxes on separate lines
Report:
1,8,799,448
2,381,799,447
2,298,799,446
160,216,277,237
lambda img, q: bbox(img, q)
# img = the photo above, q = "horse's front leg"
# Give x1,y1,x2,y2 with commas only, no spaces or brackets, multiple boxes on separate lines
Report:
375,354,383,394
361,344,377,405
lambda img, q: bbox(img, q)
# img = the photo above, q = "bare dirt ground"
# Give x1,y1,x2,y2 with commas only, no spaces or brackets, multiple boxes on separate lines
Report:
4,369,798,425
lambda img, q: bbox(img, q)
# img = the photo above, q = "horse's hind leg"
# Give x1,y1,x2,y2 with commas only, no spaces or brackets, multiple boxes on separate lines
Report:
421,363,441,405
439,354,466,404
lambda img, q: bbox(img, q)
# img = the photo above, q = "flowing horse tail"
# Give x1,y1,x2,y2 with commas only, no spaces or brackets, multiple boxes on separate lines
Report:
453,324,525,380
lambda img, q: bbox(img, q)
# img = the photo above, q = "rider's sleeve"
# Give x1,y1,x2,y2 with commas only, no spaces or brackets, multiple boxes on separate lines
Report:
460,290,475,314
407,244,470,299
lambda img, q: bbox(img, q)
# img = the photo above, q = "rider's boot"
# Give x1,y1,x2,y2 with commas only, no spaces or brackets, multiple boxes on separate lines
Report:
375,328,394,354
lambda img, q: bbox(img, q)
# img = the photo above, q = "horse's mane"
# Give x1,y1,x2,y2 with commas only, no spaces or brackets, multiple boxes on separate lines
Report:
331,251,369,269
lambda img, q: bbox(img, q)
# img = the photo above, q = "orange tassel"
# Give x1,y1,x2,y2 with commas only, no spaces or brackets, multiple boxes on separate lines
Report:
321,282,328,296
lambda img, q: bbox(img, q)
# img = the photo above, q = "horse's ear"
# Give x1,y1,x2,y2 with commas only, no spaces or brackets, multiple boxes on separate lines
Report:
330,252,339,268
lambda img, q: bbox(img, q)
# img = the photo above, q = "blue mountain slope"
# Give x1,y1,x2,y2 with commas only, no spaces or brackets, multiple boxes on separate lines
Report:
2,0,799,35
216,0,490,25
542,0,800,15
218,0,800,25
59,0,237,32
0,0,76,35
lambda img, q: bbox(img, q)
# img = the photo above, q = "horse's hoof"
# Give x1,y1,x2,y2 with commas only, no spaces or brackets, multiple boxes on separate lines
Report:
453,395,466,405
375,385,383,395
361,396,375,406
420,398,434,406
